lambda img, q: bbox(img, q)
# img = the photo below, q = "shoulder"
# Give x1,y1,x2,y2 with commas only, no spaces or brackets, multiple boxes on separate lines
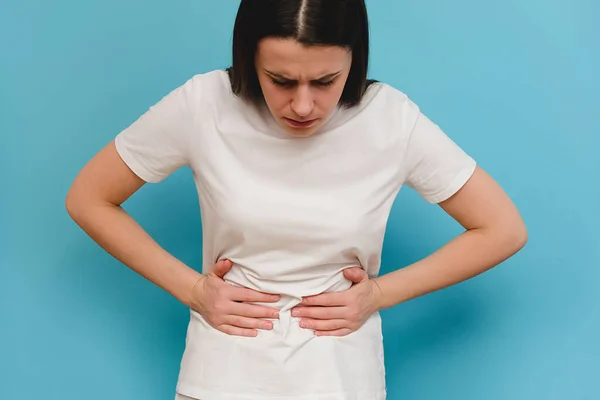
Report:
335,80,422,134
172,69,250,122
181,69,233,100
366,81,420,116
144,69,233,115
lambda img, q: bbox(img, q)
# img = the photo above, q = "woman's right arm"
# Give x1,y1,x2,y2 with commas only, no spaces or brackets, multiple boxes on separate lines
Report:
65,140,202,307
65,141,280,336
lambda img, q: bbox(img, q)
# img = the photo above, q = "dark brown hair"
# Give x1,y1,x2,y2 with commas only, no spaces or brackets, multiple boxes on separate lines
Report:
228,0,373,108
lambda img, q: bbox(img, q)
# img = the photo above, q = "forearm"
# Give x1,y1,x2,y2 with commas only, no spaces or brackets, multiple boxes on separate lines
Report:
373,226,527,310
67,201,202,307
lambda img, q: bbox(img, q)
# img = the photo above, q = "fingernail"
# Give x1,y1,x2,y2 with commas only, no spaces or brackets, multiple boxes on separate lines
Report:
274,312,280,319
264,322,273,330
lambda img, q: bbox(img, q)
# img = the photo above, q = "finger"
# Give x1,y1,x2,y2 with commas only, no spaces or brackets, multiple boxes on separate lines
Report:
225,315,274,331
343,267,368,284
211,259,233,278
231,287,281,303
315,328,353,337
299,318,346,331
231,302,280,319
292,306,345,320
217,324,259,337
301,292,346,307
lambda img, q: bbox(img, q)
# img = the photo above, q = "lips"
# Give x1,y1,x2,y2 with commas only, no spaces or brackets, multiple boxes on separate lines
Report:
284,117,318,128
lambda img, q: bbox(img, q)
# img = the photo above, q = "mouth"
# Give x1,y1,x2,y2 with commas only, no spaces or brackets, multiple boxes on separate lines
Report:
283,117,318,129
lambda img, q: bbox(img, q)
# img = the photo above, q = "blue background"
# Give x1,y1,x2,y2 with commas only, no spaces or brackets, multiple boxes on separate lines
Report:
2,0,598,399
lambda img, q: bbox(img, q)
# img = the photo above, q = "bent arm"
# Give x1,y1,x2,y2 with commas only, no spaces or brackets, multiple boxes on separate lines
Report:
373,166,528,309
65,141,201,307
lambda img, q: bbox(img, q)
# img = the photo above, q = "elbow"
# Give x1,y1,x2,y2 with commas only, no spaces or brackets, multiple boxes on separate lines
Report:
500,217,528,256
512,223,528,252
65,184,118,228
476,214,528,259
65,188,81,223
65,186,89,225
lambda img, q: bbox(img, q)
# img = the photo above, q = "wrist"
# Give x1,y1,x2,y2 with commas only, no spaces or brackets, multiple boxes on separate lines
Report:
370,278,385,312
185,273,205,309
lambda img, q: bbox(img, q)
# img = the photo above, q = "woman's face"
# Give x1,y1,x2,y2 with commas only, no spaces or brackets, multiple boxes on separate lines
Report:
255,37,352,137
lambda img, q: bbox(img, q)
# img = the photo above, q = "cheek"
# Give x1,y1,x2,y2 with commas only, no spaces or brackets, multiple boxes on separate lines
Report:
261,85,288,111
318,89,343,111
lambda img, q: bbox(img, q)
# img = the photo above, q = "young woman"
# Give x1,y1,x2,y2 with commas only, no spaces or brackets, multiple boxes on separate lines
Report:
66,1,527,399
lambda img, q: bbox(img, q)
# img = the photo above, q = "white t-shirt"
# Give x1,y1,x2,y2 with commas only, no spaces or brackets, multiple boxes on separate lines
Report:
115,69,476,400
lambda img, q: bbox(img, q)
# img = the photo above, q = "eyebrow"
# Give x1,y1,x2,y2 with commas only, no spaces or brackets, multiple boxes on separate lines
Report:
264,70,342,81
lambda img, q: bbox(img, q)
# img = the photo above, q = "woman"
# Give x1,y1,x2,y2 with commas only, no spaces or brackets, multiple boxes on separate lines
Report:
66,1,528,399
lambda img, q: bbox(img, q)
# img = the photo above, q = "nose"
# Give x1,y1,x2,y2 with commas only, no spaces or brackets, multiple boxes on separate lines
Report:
290,86,314,118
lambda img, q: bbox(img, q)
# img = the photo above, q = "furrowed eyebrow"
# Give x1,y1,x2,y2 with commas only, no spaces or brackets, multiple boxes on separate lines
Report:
264,70,342,82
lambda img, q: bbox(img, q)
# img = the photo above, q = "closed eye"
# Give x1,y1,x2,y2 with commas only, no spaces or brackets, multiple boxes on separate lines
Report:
270,78,295,88
315,79,335,87
270,78,337,88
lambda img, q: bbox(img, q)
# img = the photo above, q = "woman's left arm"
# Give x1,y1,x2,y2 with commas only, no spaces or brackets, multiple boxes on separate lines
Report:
293,166,527,336
372,165,528,310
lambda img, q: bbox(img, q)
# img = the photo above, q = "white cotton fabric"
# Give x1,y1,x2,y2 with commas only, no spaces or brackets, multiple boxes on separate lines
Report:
115,70,476,400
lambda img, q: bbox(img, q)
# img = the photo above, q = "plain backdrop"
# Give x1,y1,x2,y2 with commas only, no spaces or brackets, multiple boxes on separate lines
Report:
1,0,599,399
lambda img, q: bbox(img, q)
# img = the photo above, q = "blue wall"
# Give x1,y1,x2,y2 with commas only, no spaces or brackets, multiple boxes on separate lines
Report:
2,1,598,399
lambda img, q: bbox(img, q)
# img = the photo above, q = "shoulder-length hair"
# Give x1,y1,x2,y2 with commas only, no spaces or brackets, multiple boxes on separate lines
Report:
228,0,372,108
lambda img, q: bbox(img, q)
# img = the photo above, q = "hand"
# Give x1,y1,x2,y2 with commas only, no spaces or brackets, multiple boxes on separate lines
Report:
291,267,383,337
190,259,281,337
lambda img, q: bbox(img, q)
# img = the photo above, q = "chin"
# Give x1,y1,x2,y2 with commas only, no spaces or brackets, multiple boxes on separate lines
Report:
279,119,323,137
282,125,320,137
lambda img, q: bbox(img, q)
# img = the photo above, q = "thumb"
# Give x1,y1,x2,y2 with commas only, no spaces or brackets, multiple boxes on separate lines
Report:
211,259,233,278
343,267,368,284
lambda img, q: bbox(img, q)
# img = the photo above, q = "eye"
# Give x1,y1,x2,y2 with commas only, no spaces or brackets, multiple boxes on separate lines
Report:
315,79,336,88
270,78,294,88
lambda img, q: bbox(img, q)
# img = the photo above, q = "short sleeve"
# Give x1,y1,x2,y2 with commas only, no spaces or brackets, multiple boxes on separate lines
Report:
114,76,199,183
403,108,477,204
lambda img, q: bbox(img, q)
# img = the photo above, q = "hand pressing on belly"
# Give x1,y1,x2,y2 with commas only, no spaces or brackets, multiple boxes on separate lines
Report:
291,267,383,337
191,259,281,337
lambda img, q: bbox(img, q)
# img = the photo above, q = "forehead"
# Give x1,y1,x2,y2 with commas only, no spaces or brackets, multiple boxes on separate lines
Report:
256,37,351,78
